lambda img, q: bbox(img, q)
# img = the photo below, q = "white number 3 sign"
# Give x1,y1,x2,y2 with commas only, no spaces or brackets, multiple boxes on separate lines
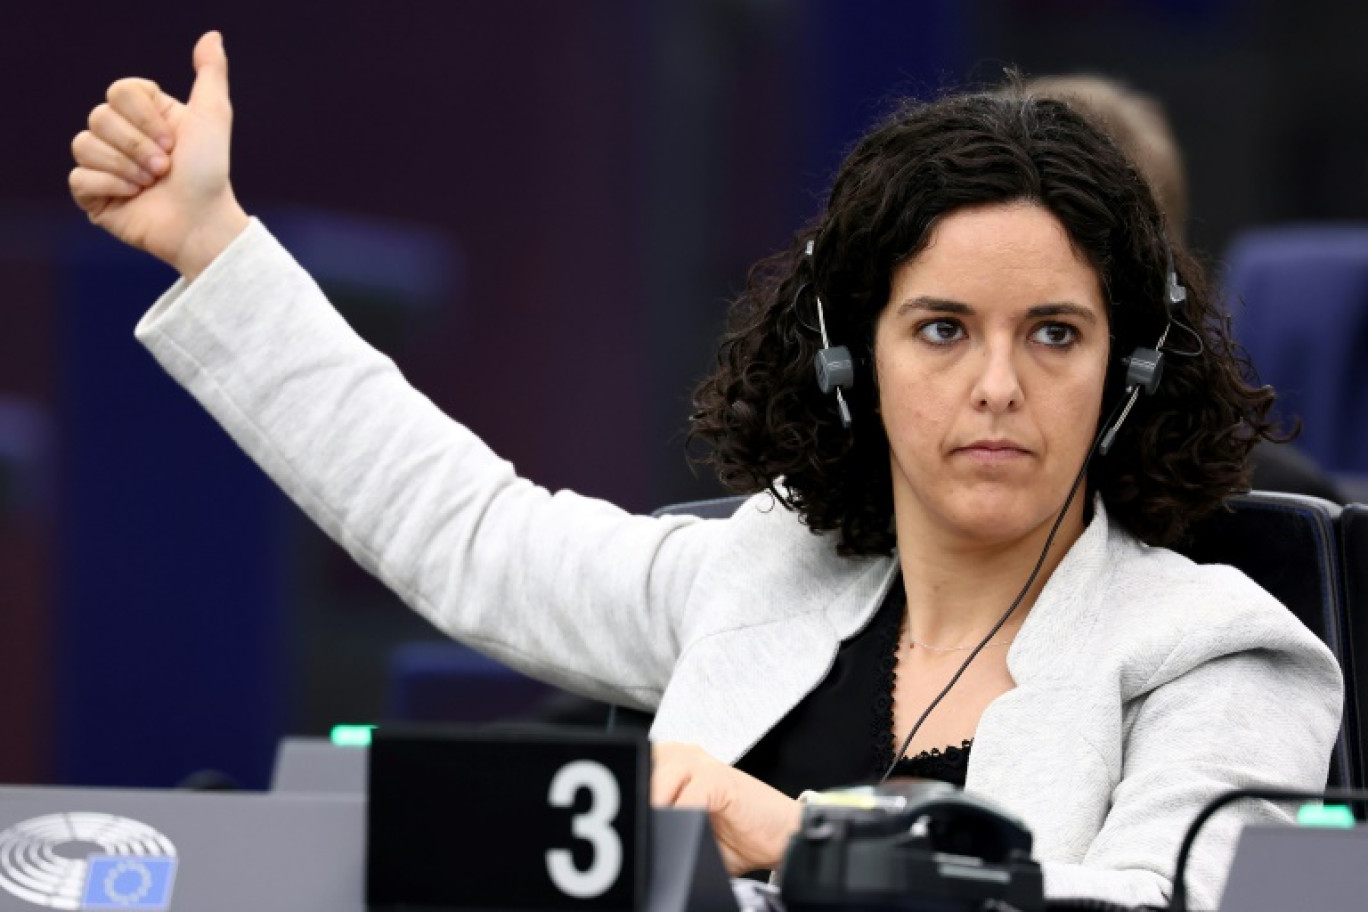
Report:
545,760,624,898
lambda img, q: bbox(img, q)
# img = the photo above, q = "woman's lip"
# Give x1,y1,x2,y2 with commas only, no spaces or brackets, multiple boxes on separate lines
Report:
957,440,1030,452
954,443,1032,463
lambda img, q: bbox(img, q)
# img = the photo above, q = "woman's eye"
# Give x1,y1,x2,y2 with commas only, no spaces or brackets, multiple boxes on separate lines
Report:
917,320,965,345
1031,322,1077,347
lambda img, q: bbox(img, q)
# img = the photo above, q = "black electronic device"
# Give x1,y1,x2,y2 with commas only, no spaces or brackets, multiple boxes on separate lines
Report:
777,780,1044,912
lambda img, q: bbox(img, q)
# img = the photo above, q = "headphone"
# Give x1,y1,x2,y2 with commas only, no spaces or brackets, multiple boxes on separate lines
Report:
808,240,857,428
1097,241,1186,454
807,236,1188,450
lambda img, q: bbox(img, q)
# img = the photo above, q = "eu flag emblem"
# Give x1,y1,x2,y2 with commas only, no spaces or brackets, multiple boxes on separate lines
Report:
81,856,177,910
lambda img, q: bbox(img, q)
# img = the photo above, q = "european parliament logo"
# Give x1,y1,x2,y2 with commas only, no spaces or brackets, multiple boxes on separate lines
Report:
0,814,179,910
81,858,176,910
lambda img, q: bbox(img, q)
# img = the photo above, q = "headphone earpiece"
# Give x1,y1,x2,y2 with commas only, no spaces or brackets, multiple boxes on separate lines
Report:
1120,347,1164,396
813,346,854,427
804,239,855,428
814,346,855,395
1099,346,1164,456
1098,238,1182,456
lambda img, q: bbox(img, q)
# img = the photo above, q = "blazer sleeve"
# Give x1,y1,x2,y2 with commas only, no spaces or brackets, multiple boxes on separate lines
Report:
134,218,713,709
1047,629,1342,909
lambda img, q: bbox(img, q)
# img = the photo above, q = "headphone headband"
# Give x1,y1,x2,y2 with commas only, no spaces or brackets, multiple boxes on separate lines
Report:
803,232,1188,442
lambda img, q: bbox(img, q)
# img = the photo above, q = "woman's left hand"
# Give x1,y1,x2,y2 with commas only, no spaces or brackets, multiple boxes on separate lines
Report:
650,742,802,875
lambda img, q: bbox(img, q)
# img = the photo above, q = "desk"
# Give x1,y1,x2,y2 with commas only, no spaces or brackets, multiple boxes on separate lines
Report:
1218,824,1368,911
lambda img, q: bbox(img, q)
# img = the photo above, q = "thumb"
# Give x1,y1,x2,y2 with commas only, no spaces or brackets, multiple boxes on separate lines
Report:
188,30,230,112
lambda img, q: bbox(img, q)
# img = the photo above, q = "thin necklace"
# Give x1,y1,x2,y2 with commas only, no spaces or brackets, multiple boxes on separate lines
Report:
907,634,1014,652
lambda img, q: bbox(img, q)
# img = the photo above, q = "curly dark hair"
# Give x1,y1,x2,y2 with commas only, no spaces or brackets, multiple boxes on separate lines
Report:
688,86,1280,556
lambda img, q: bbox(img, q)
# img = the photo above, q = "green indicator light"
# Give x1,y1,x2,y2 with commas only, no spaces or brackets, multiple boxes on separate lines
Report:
1296,803,1356,828
330,724,376,747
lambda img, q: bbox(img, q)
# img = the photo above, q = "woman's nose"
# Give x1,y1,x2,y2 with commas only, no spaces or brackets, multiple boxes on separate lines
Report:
971,343,1023,412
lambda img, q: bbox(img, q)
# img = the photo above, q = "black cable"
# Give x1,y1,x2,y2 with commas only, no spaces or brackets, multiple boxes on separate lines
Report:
880,392,1130,782
1168,786,1368,912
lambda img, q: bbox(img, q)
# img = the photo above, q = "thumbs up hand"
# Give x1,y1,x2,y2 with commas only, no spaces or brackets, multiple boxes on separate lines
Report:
69,31,249,281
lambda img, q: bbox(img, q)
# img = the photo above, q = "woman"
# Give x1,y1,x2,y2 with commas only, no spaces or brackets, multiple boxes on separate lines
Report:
69,33,1341,909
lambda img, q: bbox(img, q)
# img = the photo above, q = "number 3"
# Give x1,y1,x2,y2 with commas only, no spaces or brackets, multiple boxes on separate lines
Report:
546,760,623,898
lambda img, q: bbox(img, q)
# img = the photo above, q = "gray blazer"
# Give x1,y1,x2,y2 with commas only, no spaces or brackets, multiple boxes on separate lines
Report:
136,220,1343,910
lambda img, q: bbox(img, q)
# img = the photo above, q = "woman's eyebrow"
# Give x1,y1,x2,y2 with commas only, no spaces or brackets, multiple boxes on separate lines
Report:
894,296,973,316
894,297,1100,324
1027,303,1100,323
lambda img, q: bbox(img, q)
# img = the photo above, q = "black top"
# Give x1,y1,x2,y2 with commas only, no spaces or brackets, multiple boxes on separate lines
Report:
735,576,972,795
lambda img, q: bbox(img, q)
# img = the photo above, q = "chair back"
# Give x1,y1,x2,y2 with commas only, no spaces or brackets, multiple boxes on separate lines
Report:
1174,491,1359,788
1339,503,1368,787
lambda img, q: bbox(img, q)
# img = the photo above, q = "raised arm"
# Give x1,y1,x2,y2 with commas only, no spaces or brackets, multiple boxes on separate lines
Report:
66,33,705,711
69,30,248,280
